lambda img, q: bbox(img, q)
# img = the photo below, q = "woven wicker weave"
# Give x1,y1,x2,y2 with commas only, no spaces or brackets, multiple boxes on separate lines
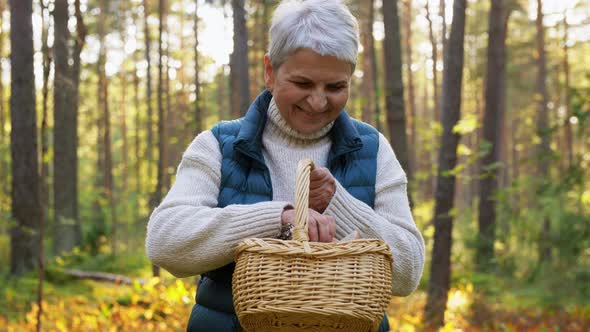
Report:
232,159,393,332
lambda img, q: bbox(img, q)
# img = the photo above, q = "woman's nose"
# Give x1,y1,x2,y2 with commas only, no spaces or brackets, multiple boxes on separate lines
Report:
307,89,328,112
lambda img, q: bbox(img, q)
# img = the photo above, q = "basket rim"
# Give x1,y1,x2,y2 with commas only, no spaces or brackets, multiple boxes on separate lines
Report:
234,237,393,259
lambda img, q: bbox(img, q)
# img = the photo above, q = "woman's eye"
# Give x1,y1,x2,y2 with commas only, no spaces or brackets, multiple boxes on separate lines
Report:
328,85,345,91
293,81,311,88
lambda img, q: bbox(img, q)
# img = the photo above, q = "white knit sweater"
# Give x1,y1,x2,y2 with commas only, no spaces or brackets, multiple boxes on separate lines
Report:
146,99,425,296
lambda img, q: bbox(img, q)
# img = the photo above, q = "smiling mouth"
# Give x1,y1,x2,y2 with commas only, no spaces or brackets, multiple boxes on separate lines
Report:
296,105,327,116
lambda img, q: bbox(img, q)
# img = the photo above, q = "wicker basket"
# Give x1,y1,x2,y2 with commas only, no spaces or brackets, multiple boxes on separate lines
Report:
232,159,393,332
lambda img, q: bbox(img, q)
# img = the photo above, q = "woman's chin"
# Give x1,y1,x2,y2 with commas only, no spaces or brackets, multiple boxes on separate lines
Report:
292,123,321,135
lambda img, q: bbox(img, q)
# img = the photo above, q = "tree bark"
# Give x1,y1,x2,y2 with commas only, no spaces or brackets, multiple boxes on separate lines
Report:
477,0,510,272
425,0,440,122
562,13,572,168
0,0,5,210
64,269,146,285
53,0,81,254
403,0,417,173
150,0,169,277
40,0,51,225
440,0,447,56
96,0,115,255
9,0,41,275
194,0,202,133
382,0,413,196
360,0,376,126
144,0,154,180
424,0,467,327
535,0,551,263
231,0,250,116
133,49,142,223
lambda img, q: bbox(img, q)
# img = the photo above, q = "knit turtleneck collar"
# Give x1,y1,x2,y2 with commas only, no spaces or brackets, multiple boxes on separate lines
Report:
266,97,334,142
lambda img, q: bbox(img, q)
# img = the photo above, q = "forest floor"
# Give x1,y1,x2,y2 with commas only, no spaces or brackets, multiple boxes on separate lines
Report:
1,247,589,331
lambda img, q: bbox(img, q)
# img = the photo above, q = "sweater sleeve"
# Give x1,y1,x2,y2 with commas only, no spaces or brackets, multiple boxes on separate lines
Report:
324,133,425,296
145,130,291,278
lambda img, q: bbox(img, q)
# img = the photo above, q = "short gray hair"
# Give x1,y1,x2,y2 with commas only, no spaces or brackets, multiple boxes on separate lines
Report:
268,0,359,70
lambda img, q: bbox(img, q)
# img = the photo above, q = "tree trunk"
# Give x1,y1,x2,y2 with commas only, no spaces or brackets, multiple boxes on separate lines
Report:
144,0,154,180
0,0,5,210
96,0,115,254
370,0,382,130
9,0,41,275
231,0,250,116
133,49,142,223
425,0,440,122
477,0,510,272
218,67,227,121
360,0,376,126
425,0,439,198
119,8,129,232
194,0,202,133
53,0,81,254
382,0,413,195
40,0,51,226
440,0,447,56
403,0,417,173
562,13,572,168
535,0,551,263
164,25,173,193
424,0,467,327
150,0,168,277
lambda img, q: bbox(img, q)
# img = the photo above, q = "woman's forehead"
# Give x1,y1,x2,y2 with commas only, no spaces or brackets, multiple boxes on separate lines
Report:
278,49,353,80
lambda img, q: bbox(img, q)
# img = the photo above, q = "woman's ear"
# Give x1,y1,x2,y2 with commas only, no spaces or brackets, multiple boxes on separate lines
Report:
264,54,274,92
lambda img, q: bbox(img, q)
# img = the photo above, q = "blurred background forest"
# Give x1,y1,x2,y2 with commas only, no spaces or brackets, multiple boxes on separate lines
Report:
1,0,589,331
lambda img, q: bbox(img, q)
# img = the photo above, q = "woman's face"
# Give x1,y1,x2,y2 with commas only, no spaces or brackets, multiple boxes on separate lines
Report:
264,49,353,135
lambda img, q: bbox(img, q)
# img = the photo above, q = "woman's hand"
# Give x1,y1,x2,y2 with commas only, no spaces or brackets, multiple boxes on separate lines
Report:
281,208,336,242
309,167,336,213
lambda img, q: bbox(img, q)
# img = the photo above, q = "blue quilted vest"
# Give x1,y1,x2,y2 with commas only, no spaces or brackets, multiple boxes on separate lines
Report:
187,90,389,331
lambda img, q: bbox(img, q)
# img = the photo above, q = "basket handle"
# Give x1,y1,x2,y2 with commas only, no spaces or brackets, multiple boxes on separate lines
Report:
293,159,315,242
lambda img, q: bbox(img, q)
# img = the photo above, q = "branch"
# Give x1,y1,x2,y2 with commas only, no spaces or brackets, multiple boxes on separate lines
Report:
64,269,146,285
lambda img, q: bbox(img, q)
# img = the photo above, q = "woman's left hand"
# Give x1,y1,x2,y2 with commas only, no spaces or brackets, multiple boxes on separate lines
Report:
309,167,336,213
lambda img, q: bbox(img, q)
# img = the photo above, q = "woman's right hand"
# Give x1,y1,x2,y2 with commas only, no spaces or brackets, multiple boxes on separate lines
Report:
281,208,336,242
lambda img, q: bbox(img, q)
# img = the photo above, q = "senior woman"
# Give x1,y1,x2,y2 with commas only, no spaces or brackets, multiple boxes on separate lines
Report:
146,0,425,331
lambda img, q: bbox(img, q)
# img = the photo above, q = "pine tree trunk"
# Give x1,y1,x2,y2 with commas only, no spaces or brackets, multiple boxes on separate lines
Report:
425,0,438,199
360,0,376,126
535,0,551,263
424,0,467,327
194,0,202,133
164,27,172,193
0,0,5,210
370,0,382,130
40,0,51,226
440,0,447,55
382,0,413,193
218,67,227,121
119,7,129,237
9,0,41,275
403,0,417,173
562,13,573,167
96,0,115,254
144,0,154,180
53,0,80,254
231,0,250,116
133,49,142,223
120,43,129,200
425,0,440,122
477,0,510,272
150,0,168,277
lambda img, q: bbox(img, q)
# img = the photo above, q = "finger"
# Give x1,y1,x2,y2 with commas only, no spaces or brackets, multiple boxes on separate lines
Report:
318,219,332,242
309,168,328,180
307,213,319,242
328,216,336,240
310,169,331,188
